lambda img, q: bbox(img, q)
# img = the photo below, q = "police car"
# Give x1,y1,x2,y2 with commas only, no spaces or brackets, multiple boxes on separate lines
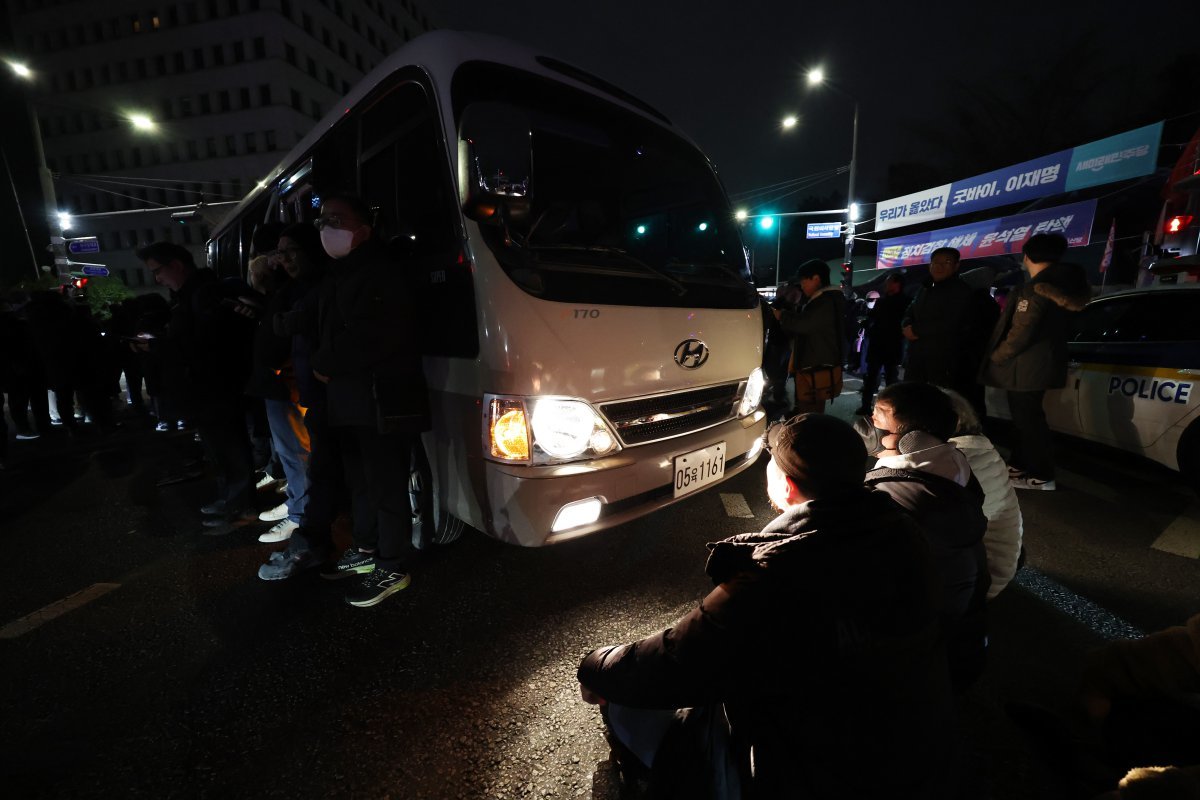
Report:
987,286,1200,484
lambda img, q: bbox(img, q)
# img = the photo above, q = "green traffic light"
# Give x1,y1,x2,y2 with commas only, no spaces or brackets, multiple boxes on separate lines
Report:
636,225,647,235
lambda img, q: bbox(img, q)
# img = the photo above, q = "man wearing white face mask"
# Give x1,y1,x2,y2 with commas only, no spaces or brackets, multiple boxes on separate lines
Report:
310,193,431,608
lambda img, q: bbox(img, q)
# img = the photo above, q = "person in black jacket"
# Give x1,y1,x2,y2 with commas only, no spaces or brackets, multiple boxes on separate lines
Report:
864,381,990,690
773,260,848,416
578,414,954,799
981,233,1091,491
136,241,257,527
856,270,907,415
309,193,430,608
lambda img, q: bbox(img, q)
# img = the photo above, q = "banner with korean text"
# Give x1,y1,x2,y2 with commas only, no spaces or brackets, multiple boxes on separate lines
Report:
875,199,1096,269
875,122,1161,232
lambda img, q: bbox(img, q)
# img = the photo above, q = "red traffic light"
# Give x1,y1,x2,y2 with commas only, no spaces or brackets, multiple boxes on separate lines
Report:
73,277,88,289
1165,215,1194,234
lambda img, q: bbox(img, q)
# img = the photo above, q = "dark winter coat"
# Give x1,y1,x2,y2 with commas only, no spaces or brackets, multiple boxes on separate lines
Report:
275,271,327,410
156,269,255,420
245,280,301,402
866,431,990,690
776,286,847,370
311,238,429,432
863,291,908,363
981,262,1091,392
902,275,981,385
577,488,954,799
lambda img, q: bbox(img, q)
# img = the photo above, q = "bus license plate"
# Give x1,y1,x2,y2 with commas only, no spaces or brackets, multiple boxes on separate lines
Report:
673,442,727,498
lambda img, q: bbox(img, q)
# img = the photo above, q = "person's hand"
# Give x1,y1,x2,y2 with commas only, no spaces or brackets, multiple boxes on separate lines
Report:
580,685,606,706
313,369,330,384
877,432,901,457
902,325,918,341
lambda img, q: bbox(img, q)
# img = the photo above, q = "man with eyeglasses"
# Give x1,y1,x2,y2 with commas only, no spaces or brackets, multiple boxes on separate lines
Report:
309,193,430,608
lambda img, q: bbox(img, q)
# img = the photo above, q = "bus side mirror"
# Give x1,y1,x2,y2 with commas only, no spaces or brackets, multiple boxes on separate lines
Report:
459,138,531,228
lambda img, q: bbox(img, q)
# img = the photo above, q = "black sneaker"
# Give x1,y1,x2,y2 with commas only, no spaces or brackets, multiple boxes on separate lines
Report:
345,568,411,608
201,508,258,530
320,548,376,580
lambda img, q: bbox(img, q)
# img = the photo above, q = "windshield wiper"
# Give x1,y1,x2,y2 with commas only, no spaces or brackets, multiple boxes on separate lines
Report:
528,244,687,296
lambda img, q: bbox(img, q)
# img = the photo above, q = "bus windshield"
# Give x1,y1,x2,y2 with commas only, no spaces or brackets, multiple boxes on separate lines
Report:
452,61,757,309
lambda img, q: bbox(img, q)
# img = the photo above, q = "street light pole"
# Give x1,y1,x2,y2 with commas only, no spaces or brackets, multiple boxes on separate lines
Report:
844,99,859,287
775,218,783,287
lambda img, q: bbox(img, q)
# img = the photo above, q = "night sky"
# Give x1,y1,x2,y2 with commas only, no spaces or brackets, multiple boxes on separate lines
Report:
438,0,1195,212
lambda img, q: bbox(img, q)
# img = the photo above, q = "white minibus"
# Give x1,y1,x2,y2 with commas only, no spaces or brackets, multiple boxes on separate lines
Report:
208,31,768,546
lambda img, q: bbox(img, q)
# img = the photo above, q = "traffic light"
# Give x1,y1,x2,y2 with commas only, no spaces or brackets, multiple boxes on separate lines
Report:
73,277,88,289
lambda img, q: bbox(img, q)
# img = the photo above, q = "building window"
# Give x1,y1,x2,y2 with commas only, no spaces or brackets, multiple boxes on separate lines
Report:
290,89,302,111
206,0,219,19
239,87,251,108
135,58,147,78
281,0,291,17
99,64,111,84
351,14,360,33
227,0,240,13
168,142,180,162
265,130,277,151
325,69,334,89
187,140,198,160
310,100,320,120
232,41,245,62
179,97,192,117
249,0,260,9
82,68,94,88
97,152,108,170
285,43,296,65
185,2,198,23
302,13,312,34
192,48,205,69
367,29,376,47
113,150,125,168
322,28,331,49
66,71,77,90
212,45,224,65
117,61,129,81
205,137,217,157
173,52,185,72
355,53,363,72
258,84,271,105
253,37,265,59
167,6,179,25
337,39,347,59
306,57,316,78
225,134,237,155
154,55,166,74
132,15,141,34
219,90,231,111
244,132,257,153
161,98,174,119
151,15,161,29
341,80,350,94
131,148,142,167
149,145,161,165
200,94,212,114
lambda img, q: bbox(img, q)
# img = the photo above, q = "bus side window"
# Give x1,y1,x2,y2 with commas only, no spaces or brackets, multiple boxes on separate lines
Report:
357,80,478,359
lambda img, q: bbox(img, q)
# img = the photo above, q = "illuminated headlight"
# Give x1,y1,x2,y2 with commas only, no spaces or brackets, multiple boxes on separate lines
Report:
745,435,764,463
485,395,621,464
738,368,765,417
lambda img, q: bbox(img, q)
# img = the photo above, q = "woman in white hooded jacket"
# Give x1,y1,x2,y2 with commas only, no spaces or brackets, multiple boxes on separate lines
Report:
942,388,1023,599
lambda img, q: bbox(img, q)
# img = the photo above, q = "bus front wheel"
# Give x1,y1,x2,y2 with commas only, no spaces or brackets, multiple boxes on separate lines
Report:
410,443,466,549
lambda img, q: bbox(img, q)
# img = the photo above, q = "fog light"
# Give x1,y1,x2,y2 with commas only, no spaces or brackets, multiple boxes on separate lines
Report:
589,429,615,454
552,497,603,532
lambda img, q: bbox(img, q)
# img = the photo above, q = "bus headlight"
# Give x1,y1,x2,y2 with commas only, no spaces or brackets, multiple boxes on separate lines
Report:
485,395,621,464
738,368,765,417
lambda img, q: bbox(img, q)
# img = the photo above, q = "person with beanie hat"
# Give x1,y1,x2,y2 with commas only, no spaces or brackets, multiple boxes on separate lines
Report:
577,414,955,799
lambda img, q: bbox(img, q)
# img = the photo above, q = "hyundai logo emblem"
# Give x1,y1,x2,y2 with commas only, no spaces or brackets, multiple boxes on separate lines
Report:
674,339,710,369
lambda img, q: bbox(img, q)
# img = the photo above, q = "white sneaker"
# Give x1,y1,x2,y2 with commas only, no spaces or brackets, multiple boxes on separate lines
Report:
255,473,279,490
258,502,289,522
258,518,298,543
1011,476,1056,491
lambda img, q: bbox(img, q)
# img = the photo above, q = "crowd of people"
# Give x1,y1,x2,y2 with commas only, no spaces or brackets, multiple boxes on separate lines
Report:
4,215,1194,796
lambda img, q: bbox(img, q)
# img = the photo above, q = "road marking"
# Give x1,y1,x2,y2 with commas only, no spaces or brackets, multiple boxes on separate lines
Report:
720,493,755,518
1014,567,1143,641
0,583,121,640
1151,504,1200,559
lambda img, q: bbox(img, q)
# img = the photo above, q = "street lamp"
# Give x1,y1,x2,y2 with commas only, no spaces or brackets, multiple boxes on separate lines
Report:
805,67,859,287
127,112,157,132
781,115,798,130
5,60,33,80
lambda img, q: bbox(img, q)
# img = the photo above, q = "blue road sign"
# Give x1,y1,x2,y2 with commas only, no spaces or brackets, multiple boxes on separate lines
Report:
806,222,842,239
67,237,100,255
81,265,110,277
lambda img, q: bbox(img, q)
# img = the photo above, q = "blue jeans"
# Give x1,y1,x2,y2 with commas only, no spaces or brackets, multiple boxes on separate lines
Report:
265,399,311,524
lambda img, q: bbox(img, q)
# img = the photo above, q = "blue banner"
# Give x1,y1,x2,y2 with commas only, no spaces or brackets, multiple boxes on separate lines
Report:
876,199,1097,269
875,122,1163,232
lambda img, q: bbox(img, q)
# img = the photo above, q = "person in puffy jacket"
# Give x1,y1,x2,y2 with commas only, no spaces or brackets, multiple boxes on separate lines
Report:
578,414,954,800
941,388,1023,600
773,260,848,415
866,381,990,690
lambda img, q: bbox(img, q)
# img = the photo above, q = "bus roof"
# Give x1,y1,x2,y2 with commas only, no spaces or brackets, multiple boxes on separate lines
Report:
209,29,682,239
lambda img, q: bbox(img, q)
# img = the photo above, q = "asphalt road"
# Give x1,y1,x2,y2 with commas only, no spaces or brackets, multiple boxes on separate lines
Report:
1,390,1197,799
